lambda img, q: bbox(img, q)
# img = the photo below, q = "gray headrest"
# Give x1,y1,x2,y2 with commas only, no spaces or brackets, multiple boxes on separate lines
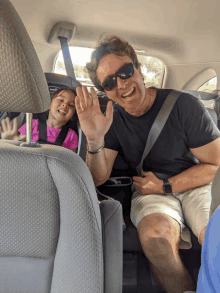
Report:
0,0,50,113
45,73,82,96
181,90,219,101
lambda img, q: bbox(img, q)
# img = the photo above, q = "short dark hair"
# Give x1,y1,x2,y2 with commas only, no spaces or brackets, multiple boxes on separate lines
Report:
86,35,141,91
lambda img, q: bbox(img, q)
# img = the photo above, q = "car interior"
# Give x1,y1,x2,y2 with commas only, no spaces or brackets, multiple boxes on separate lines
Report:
1,0,220,292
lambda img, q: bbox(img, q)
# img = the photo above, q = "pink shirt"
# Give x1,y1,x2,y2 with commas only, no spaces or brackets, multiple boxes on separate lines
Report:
19,119,78,150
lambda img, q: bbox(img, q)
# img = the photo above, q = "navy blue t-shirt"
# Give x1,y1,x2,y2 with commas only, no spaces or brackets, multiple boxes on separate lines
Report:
104,89,220,177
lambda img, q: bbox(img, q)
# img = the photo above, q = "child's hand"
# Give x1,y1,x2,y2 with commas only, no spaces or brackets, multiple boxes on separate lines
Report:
0,117,26,141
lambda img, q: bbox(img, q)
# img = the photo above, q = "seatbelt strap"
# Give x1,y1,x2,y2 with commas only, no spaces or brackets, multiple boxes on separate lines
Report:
58,36,76,79
15,112,26,128
54,124,70,145
136,90,182,177
38,118,48,143
38,118,70,146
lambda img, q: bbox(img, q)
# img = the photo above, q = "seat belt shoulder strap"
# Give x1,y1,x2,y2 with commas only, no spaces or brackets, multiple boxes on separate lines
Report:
136,90,182,177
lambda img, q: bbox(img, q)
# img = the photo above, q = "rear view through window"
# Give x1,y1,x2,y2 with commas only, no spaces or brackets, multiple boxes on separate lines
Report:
53,46,165,90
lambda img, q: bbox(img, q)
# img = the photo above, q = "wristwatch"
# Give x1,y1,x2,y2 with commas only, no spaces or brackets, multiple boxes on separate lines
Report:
163,179,172,195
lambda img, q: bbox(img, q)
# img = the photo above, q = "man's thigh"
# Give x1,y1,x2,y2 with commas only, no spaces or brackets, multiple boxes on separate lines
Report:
180,183,212,239
130,192,184,230
130,192,192,249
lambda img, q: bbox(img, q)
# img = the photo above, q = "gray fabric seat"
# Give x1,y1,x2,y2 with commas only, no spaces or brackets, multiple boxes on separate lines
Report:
0,0,123,292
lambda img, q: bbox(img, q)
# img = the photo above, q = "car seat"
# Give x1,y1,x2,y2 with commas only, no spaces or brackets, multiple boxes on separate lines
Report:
0,0,123,292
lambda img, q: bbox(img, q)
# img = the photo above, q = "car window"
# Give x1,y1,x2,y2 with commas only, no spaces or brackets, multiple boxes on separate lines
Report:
53,46,94,89
53,46,165,90
197,76,217,93
197,76,217,109
138,55,164,88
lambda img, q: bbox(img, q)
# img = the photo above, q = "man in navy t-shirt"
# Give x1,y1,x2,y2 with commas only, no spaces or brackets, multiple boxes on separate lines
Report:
75,35,220,293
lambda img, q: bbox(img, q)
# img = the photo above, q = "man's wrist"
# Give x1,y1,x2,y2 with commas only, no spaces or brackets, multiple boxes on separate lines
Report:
87,138,105,153
87,142,104,154
163,179,172,194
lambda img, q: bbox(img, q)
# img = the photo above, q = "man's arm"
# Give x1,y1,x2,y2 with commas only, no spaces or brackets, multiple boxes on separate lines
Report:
86,139,118,186
169,137,220,193
75,86,117,186
133,138,220,195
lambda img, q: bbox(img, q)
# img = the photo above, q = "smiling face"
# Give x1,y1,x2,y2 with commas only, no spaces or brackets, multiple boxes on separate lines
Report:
96,54,149,115
49,90,76,126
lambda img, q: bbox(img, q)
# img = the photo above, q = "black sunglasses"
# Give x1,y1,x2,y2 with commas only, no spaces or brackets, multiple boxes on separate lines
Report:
100,63,135,91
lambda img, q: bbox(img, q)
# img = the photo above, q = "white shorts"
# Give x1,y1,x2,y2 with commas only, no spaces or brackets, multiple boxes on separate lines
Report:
130,183,212,249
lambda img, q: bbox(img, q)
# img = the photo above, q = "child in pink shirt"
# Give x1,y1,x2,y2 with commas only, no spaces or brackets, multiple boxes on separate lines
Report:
0,87,78,152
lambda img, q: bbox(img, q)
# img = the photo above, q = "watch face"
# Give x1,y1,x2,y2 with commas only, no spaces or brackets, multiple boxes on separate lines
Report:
163,180,172,194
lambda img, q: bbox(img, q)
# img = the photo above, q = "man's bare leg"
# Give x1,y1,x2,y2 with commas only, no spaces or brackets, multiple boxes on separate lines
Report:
137,213,195,293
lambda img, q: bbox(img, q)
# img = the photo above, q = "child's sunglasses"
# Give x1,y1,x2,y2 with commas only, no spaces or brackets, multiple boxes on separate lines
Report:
100,63,135,91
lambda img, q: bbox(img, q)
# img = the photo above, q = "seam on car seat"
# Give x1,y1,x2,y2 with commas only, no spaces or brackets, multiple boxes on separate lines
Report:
103,202,121,226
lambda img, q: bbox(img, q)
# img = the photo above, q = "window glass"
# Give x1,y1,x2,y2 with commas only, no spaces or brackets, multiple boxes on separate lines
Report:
197,76,217,92
138,55,164,88
53,47,165,90
53,47,94,88
197,76,217,109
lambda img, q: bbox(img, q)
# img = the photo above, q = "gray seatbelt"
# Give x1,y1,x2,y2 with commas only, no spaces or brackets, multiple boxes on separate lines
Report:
13,112,26,128
58,36,76,79
77,120,82,156
136,90,182,177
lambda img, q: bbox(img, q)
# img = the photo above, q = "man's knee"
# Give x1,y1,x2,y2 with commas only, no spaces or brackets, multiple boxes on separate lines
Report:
137,214,181,264
141,235,176,266
137,213,181,243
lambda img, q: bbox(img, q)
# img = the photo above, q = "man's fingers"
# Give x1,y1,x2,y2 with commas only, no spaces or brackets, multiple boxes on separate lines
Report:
90,87,99,107
105,100,113,121
76,87,87,111
133,176,143,183
133,179,143,189
82,85,92,107
75,96,83,114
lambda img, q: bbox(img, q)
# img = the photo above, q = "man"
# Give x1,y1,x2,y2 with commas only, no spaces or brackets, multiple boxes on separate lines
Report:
75,35,220,293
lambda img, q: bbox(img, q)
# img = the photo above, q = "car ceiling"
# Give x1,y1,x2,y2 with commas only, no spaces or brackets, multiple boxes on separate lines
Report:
10,0,220,69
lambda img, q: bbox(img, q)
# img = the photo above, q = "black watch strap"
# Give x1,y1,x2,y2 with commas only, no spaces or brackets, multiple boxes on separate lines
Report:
163,179,172,194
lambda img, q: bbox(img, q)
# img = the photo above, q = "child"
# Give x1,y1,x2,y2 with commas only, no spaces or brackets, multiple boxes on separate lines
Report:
0,87,78,152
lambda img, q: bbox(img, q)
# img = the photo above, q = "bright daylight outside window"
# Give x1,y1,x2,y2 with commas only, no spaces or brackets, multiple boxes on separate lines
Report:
53,47,165,91
197,76,217,109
